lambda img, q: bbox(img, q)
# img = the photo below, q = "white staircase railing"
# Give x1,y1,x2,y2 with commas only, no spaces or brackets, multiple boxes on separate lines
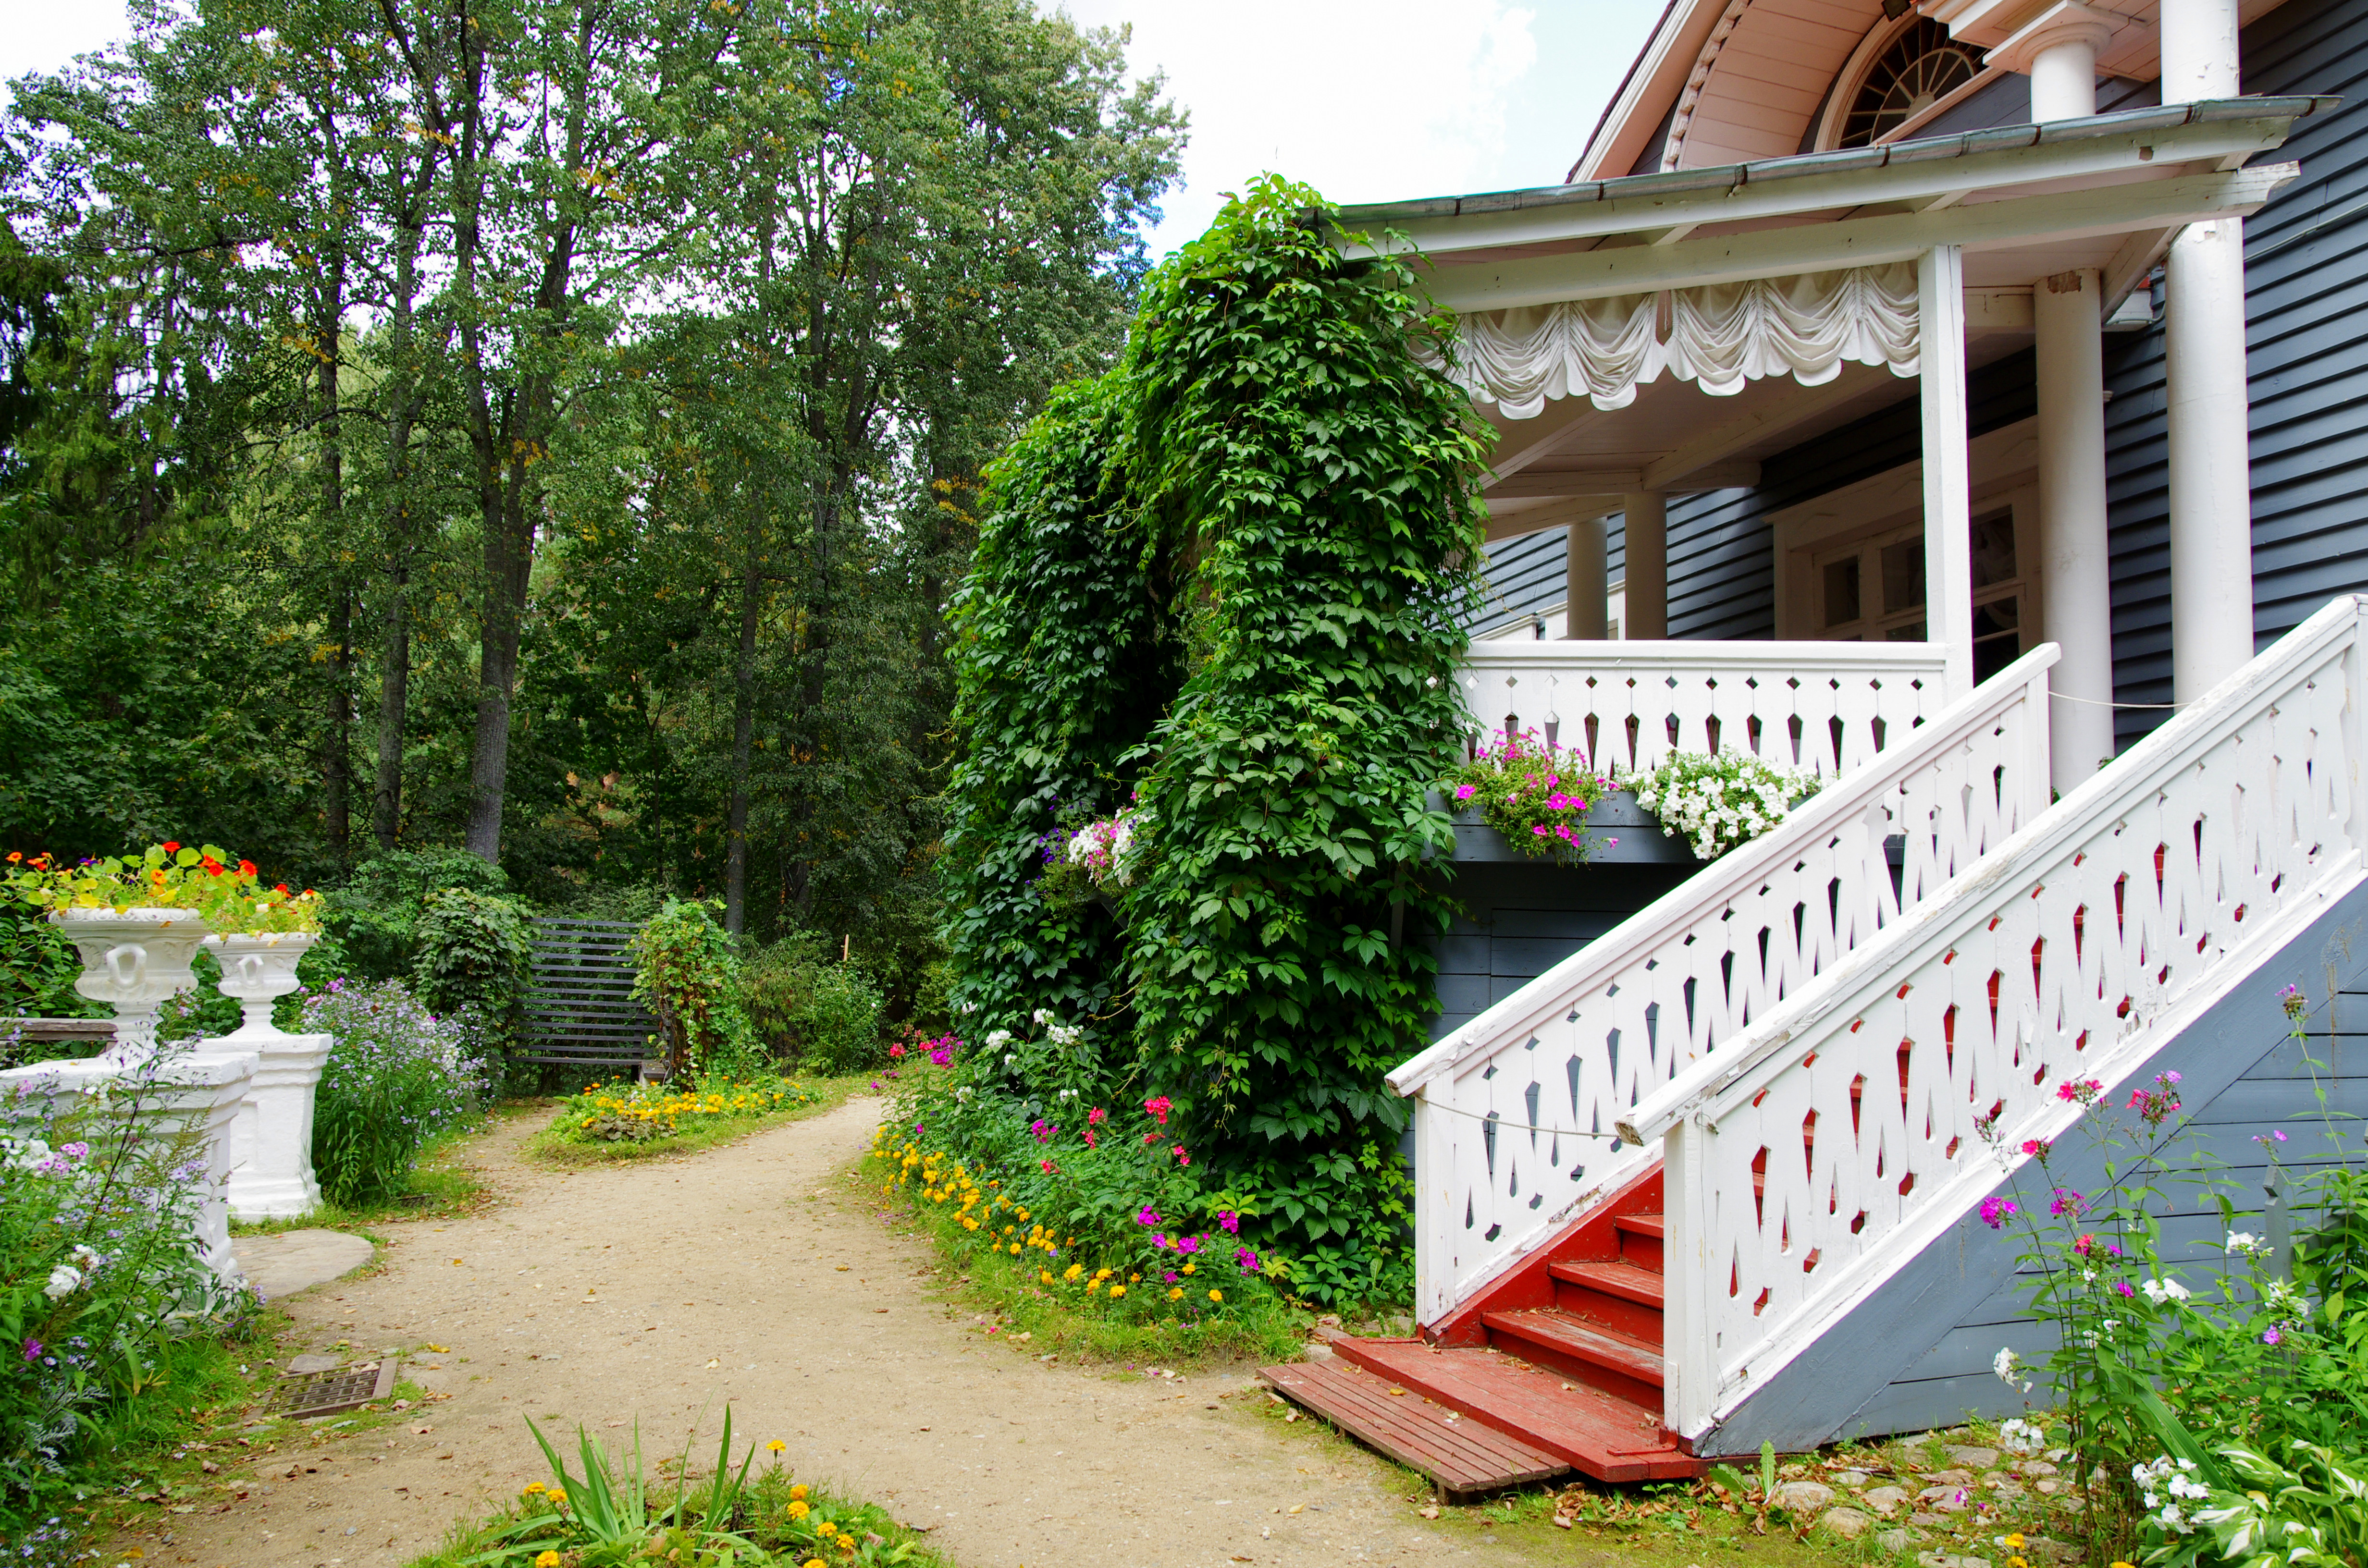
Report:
1394,645,2058,1326
1459,640,1950,777
1622,596,2368,1442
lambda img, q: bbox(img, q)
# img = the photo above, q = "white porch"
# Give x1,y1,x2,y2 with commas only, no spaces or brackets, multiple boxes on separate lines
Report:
1345,83,2326,795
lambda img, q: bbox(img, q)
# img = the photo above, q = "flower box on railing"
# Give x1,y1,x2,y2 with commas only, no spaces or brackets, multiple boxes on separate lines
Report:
1430,789,1696,866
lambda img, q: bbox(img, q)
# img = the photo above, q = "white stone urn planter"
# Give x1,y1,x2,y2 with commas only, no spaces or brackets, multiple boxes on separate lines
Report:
201,931,327,1220
51,907,212,1066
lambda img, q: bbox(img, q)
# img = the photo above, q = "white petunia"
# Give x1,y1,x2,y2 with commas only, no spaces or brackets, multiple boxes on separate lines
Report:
43,1264,83,1300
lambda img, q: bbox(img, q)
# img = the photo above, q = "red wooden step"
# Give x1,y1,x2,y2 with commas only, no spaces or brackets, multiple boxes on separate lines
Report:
1550,1258,1666,1307
1481,1308,1665,1408
1612,1213,1665,1271
1258,1359,1570,1501
1323,1335,1702,1483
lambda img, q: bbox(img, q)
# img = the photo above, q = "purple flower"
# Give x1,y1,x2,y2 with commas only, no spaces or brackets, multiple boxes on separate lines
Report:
2050,1188,2085,1218
2263,1327,2283,1346
20,1340,39,1362
1980,1197,2018,1229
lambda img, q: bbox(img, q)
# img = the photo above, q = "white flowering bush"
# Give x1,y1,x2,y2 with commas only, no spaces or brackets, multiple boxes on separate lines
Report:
1063,806,1139,889
1623,750,1818,859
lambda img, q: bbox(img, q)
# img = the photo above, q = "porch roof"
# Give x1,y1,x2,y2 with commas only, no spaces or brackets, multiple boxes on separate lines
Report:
1327,97,2333,539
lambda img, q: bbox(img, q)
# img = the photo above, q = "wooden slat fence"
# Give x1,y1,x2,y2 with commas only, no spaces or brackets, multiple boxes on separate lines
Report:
521,919,657,1068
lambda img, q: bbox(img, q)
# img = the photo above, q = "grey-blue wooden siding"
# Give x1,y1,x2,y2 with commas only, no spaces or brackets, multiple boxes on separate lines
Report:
1473,523,1629,632
2102,0,2368,748
1428,861,1695,1041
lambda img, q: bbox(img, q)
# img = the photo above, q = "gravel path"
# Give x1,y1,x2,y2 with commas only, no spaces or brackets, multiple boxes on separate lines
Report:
134,1098,1581,1568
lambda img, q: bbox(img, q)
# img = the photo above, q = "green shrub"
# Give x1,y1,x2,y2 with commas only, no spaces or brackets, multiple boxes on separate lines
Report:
627,899,761,1079
295,978,491,1207
326,848,510,982
740,935,883,1073
414,886,533,1049
0,903,98,1021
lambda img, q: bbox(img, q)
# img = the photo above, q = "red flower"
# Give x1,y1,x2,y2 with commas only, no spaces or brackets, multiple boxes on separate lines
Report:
237,859,257,877
274,884,290,895
1174,1146,1190,1166
161,841,181,852
201,858,224,876
888,1044,905,1058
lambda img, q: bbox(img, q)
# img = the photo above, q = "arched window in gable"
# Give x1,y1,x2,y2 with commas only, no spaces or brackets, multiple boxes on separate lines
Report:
1835,18,1984,147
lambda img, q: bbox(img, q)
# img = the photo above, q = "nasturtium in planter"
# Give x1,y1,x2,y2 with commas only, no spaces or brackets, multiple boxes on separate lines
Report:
1447,730,1616,863
2,842,321,931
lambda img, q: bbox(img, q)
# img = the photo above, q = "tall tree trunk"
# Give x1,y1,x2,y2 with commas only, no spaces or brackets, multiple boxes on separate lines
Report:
317,236,350,860
374,154,431,850
724,519,763,934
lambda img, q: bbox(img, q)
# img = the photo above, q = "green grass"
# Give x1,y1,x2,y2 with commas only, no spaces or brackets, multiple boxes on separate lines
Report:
855,1162,1312,1369
524,1074,866,1166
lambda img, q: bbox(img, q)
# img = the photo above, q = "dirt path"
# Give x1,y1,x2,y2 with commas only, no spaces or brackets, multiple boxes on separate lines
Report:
138,1098,1598,1568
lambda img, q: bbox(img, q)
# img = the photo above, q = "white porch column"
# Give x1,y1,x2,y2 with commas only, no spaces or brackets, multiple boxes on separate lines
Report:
1565,516,1609,640
2035,268,2117,787
1991,4,2115,120
1622,493,1668,639
1920,245,1975,700
2162,0,2255,699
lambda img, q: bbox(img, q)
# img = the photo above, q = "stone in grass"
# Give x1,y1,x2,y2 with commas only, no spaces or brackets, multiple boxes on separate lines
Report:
2024,1536,2082,1564
1775,1481,1837,1513
1916,1555,1991,1568
1833,1470,1872,1488
1926,1469,1977,1486
1819,1507,1873,1540
1863,1486,1911,1514
1944,1446,2002,1470
1876,1530,1915,1554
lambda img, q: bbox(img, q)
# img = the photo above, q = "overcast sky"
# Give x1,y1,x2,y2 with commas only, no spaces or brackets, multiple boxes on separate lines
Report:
0,0,1658,260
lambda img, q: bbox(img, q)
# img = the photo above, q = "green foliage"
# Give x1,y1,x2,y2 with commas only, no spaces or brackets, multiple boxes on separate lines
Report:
1448,731,1616,863
1985,989,2368,1566
0,904,95,1020
416,1409,941,1568
942,372,1182,1049
739,934,886,1074
942,178,1489,1298
327,850,513,984
629,899,763,1079
1119,179,1487,1290
413,887,533,1041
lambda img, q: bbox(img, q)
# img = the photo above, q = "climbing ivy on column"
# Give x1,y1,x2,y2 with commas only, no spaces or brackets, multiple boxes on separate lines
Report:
1119,178,1489,1299
942,373,1182,1040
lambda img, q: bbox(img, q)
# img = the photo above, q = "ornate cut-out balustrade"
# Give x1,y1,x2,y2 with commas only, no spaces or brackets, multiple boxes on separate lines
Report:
1457,640,1949,778
1396,645,2057,1327
1622,597,2368,1441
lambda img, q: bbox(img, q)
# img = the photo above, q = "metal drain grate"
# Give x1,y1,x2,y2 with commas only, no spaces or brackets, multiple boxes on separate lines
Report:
268,1357,397,1419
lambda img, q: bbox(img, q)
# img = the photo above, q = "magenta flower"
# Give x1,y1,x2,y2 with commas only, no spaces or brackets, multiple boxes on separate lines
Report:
20,1340,39,1362
1236,1248,1261,1272
1979,1196,2018,1229
2051,1188,2086,1218
2263,1327,2283,1346
2114,1280,2135,1298
1217,1210,1240,1234
1136,1207,1160,1227
1454,784,1477,802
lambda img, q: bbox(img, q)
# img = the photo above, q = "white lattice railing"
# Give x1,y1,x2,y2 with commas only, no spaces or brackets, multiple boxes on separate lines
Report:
1457,640,1950,778
1393,644,2058,1326
1622,596,2368,1442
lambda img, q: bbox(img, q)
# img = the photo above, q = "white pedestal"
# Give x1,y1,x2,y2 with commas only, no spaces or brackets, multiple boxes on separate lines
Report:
201,932,326,1220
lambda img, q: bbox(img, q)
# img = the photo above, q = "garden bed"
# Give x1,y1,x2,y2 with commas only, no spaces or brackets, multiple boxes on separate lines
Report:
1436,790,1694,866
526,1074,852,1165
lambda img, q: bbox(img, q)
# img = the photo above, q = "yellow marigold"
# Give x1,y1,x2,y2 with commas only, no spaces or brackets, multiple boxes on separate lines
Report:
1168,1287,1183,1301
1109,1285,1125,1298
1209,1289,1223,1303
790,1484,809,1502
535,1554,561,1568
789,1499,810,1519
1007,1242,1021,1255
2002,1537,2026,1551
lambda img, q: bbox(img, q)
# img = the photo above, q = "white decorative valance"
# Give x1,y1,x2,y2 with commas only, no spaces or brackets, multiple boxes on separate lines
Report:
1447,262,1920,418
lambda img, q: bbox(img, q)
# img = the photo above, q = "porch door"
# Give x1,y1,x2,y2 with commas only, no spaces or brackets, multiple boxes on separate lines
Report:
1810,507,2027,684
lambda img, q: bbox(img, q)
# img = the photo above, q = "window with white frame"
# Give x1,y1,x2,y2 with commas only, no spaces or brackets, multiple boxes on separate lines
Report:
1810,507,2027,682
